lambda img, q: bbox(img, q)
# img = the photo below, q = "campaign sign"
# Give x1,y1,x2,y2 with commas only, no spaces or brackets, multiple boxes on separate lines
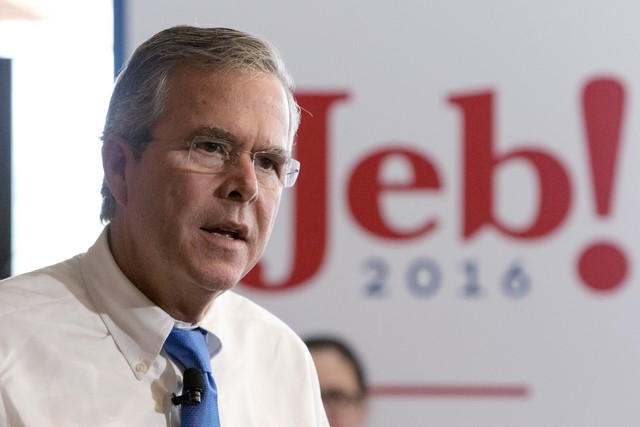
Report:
121,1,640,425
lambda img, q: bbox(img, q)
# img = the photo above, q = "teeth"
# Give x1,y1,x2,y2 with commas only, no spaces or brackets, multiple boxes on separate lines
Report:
206,228,239,239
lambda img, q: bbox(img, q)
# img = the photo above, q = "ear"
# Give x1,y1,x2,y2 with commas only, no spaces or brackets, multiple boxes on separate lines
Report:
102,134,132,207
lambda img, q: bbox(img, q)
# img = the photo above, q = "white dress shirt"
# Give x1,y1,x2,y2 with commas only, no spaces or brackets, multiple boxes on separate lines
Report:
0,227,329,427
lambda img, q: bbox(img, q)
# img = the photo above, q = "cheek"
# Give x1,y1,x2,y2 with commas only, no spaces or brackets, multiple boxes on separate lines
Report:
138,172,204,226
164,176,209,215
257,191,282,232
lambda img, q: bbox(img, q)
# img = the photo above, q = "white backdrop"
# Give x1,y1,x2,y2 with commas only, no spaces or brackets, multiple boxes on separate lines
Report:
122,1,640,425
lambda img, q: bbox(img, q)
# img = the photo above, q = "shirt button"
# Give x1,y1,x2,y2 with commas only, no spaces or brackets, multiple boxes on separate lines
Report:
135,362,148,373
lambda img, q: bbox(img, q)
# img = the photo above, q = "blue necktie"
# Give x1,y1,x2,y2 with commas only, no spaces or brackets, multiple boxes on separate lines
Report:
164,327,221,427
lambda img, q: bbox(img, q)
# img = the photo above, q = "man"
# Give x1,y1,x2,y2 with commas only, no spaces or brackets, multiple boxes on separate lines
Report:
0,26,329,426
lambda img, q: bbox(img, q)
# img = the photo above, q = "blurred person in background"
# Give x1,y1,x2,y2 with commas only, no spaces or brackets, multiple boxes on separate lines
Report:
305,336,369,427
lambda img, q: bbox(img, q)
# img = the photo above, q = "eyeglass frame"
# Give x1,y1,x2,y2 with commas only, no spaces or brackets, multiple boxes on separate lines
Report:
152,133,301,188
320,389,367,410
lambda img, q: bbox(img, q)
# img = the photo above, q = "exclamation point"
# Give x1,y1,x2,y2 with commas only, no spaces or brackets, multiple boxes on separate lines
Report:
577,77,628,292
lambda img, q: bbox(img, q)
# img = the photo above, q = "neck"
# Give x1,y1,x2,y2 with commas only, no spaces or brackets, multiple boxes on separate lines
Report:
106,224,221,324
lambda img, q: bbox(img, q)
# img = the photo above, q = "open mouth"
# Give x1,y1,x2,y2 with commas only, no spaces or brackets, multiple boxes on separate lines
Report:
202,227,242,240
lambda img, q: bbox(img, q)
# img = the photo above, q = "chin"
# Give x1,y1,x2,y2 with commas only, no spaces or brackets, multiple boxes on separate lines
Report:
196,266,243,292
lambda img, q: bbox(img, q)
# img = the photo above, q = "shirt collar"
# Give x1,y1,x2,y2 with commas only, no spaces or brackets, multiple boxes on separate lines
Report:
80,227,174,380
80,227,225,379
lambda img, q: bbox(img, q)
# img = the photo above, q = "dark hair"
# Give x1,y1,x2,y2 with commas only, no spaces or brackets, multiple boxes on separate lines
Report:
305,335,368,396
100,25,300,222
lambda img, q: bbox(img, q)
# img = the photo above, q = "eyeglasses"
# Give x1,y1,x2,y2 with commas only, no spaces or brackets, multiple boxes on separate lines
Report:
183,135,300,188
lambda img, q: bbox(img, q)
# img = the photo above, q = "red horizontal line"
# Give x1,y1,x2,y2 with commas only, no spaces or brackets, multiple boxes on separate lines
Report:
370,384,529,398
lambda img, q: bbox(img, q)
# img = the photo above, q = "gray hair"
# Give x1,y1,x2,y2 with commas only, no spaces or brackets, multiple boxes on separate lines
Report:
100,25,300,222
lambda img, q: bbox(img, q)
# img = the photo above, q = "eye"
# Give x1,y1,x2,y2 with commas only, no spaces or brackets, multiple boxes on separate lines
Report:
253,152,287,174
321,389,364,406
191,137,231,156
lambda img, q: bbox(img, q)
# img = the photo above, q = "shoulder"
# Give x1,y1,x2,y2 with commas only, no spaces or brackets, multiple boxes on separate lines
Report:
0,254,87,318
207,290,311,357
0,254,100,373
216,290,292,327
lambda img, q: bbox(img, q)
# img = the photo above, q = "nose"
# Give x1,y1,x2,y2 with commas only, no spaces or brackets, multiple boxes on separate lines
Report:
220,152,259,203
229,149,255,166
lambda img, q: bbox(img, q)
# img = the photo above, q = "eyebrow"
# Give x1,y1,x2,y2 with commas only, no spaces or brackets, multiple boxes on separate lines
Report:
196,126,290,157
198,126,237,144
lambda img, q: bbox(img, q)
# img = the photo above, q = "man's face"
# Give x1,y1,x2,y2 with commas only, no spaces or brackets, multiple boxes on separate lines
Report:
112,65,290,303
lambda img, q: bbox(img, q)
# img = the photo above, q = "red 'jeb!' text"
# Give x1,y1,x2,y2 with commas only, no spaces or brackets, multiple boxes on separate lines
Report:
242,78,627,292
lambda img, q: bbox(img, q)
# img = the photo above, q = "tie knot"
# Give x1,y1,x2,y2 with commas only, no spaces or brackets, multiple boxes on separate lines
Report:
163,327,211,373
